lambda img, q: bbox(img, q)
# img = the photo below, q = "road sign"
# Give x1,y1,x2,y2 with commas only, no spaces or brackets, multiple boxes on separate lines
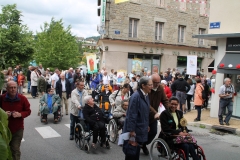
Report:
115,30,120,34
210,22,220,29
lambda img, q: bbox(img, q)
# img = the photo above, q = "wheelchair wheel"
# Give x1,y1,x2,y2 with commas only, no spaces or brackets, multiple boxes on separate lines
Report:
150,138,172,160
107,119,118,143
196,145,206,160
75,123,85,150
176,149,186,160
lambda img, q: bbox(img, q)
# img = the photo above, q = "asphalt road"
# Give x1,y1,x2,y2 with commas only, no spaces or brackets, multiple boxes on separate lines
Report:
20,98,240,160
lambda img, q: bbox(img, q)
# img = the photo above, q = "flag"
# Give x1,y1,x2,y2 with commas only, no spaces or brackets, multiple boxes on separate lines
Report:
115,0,129,4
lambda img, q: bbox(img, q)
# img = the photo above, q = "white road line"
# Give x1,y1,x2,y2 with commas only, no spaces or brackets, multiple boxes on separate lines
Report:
65,124,70,128
21,138,25,142
35,126,61,139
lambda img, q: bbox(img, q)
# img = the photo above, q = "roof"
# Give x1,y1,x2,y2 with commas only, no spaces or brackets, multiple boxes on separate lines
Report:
192,33,240,40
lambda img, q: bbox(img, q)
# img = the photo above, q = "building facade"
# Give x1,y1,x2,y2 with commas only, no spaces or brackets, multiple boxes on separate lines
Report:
193,0,240,118
97,0,215,76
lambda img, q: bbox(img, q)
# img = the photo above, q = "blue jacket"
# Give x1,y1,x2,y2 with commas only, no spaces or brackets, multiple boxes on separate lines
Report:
123,89,150,143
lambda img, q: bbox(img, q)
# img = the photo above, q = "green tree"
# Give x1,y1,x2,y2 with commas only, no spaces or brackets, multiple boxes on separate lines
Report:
34,18,79,70
0,4,34,69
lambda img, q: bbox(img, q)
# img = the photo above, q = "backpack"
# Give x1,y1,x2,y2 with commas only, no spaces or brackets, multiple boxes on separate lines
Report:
200,85,207,100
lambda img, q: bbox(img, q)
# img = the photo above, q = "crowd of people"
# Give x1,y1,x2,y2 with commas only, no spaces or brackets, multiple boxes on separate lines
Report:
1,63,235,160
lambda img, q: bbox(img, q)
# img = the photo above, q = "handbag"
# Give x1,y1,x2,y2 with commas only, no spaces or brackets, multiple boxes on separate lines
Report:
122,140,139,156
172,134,197,144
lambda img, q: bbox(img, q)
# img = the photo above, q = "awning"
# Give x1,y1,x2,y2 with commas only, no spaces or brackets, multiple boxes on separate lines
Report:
217,53,240,74
192,33,240,40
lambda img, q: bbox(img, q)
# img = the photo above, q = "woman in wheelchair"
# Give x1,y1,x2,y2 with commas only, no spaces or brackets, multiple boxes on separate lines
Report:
40,88,61,123
82,95,109,149
159,97,199,160
113,99,128,128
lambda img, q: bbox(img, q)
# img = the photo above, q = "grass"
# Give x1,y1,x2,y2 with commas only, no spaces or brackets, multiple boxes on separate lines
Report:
199,124,206,129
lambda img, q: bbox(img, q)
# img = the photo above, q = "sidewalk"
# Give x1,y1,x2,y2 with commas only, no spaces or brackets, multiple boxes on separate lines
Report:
184,108,240,135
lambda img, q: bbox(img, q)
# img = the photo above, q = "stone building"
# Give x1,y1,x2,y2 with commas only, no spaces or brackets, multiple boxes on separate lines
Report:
97,0,215,76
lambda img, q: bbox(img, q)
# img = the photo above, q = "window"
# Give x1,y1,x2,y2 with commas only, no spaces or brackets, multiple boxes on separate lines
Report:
129,18,138,38
155,22,163,41
178,25,185,43
198,28,205,45
179,2,186,12
156,0,164,7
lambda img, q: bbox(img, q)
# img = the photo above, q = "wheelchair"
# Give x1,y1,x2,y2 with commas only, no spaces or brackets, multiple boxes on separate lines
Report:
74,117,111,153
107,117,124,143
149,132,206,160
40,106,62,124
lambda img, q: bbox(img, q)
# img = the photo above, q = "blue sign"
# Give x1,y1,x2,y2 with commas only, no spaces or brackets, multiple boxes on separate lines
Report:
210,22,221,29
115,30,120,34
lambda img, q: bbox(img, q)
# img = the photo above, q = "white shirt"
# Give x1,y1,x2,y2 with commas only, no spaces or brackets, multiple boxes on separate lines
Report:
80,70,84,76
187,84,195,95
61,80,66,91
51,73,59,88
102,75,110,85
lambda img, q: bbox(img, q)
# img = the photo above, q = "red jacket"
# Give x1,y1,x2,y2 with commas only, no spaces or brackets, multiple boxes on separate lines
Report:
1,93,31,134
164,86,172,99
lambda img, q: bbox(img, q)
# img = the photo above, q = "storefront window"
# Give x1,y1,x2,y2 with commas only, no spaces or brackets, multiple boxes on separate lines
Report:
127,53,161,74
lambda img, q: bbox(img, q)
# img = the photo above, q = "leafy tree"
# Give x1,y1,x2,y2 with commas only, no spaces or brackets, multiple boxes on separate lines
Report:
34,18,79,70
0,4,34,69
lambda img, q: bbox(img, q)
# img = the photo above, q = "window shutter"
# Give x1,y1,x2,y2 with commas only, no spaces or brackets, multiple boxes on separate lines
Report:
181,26,184,42
159,23,163,40
129,19,132,37
155,23,158,40
133,19,138,38
178,26,181,42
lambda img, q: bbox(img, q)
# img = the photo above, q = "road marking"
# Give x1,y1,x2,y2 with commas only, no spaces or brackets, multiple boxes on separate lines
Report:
21,138,25,142
65,124,70,128
35,126,61,139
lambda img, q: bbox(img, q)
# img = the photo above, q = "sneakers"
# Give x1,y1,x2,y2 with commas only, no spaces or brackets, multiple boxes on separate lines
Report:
142,145,149,155
194,118,200,122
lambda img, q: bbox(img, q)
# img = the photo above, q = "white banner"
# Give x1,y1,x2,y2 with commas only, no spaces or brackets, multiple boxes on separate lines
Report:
186,55,197,75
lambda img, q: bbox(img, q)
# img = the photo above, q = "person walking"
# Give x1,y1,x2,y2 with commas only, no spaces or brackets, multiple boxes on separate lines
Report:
56,73,71,115
186,79,195,112
194,78,204,122
203,79,210,109
69,81,88,140
1,81,31,160
141,74,169,155
123,77,153,160
27,66,32,94
218,78,235,125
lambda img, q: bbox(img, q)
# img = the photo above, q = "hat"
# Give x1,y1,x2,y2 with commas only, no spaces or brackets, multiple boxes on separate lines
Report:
161,80,167,85
46,68,50,70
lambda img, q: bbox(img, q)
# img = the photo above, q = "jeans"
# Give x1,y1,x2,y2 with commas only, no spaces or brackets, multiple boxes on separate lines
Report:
218,98,233,123
10,129,24,160
176,143,199,160
31,86,37,97
27,81,31,93
186,94,193,110
195,105,202,120
145,120,158,145
70,114,79,135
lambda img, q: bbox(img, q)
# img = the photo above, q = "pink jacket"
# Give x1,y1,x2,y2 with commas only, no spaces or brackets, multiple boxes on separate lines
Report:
194,83,204,106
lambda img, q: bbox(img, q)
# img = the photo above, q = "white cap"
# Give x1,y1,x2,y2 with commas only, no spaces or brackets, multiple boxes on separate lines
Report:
161,80,167,85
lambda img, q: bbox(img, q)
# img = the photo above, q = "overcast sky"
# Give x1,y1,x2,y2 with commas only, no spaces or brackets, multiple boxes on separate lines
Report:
0,0,100,38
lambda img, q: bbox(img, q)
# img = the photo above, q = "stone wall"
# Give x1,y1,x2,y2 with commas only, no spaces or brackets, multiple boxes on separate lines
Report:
104,0,215,48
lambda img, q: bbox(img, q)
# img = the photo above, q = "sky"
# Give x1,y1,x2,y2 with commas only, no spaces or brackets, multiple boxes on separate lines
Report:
0,0,100,38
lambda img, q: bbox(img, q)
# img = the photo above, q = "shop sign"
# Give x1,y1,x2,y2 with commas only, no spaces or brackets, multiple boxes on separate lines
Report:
188,51,213,58
226,38,240,51
101,0,106,26
143,47,164,54
115,30,120,34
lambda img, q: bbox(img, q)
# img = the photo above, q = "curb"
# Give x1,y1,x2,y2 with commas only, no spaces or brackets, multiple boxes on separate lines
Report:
188,122,240,135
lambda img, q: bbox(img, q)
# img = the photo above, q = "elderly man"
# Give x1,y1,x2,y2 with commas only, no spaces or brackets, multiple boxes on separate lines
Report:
102,71,110,85
218,78,235,125
141,73,169,155
69,81,88,140
123,77,153,160
56,73,71,115
1,81,31,160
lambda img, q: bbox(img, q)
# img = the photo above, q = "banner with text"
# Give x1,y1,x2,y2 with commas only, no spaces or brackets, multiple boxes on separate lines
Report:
86,53,98,74
115,0,129,4
187,55,197,75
